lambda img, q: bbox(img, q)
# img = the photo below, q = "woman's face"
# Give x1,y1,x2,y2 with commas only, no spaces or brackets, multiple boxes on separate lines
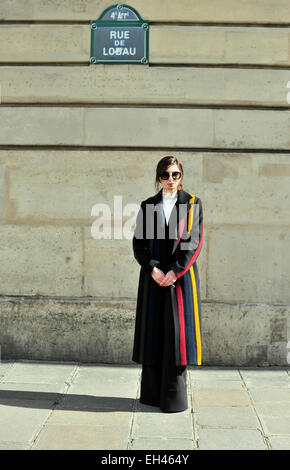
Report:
159,164,182,193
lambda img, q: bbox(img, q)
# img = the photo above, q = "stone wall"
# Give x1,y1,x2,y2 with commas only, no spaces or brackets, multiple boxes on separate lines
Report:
0,1,289,365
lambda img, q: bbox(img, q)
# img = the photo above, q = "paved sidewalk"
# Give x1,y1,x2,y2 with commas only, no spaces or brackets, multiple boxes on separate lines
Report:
0,361,289,450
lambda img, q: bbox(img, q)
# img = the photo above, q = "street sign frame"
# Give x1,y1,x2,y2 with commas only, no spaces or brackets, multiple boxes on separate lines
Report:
90,4,149,64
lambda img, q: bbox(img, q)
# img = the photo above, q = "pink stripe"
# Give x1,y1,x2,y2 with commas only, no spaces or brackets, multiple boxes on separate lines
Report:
177,199,204,279
177,217,185,247
176,281,187,365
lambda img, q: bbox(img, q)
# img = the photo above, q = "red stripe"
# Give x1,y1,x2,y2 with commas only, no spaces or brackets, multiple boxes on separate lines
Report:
177,217,185,247
176,281,187,365
177,199,204,279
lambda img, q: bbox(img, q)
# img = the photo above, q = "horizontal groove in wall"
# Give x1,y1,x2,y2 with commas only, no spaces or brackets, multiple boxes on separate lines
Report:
145,21,290,28
0,104,289,111
0,20,289,27
0,62,88,67
0,294,289,309
0,146,289,154
0,294,136,304
149,64,290,70
0,63,289,70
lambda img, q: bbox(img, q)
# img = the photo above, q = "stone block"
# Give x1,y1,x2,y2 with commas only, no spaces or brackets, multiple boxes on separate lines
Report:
0,298,136,362
0,108,288,149
0,225,82,296
207,225,290,304
0,107,83,145
1,1,289,23
0,24,289,65
0,66,289,107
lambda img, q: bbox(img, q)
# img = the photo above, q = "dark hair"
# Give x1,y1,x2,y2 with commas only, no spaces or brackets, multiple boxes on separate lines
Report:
155,156,184,193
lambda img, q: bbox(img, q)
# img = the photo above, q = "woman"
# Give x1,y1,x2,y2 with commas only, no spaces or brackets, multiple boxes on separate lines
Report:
132,156,204,413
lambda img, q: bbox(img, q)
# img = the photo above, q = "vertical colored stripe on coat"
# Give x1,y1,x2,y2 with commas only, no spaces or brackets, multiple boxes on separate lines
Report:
177,217,185,247
188,194,195,231
190,265,202,365
175,281,187,365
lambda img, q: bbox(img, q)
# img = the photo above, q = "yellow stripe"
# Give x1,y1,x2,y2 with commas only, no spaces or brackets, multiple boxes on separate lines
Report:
188,193,195,232
190,265,202,365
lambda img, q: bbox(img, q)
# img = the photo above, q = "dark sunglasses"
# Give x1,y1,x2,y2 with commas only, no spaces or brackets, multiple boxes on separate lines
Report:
160,171,182,180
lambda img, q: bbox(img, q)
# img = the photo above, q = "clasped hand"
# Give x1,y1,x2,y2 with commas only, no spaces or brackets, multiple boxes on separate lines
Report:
151,267,177,287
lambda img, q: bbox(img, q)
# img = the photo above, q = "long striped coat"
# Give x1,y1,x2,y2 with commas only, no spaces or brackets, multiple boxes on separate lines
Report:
132,188,204,367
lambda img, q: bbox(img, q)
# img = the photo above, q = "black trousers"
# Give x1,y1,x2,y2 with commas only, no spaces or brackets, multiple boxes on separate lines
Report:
139,286,188,413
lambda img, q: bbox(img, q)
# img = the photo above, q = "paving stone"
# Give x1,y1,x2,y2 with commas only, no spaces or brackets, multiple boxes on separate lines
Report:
135,400,192,415
32,424,129,450
0,362,15,379
131,438,194,450
195,406,261,429
239,368,288,379
135,401,163,414
193,389,251,407
241,376,290,388
69,374,138,398
254,402,290,416
197,428,267,450
259,415,290,435
189,367,241,380
268,436,290,450
0,382,66,401
0,442,29,450
68,381,138,399
47,409,132,427
69,365,139,398
3,361,76,384
133,411,193,439
248,388,290,403
191,379,245,390
57,394,135,412
0,399,53,443
76,364,140,380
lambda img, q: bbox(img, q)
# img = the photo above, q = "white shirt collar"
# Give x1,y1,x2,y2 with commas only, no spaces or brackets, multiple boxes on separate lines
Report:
162,189,177,200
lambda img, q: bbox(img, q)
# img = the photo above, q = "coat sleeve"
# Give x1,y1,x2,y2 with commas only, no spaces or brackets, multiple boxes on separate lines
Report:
132,201,160,274
165,197,204,279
